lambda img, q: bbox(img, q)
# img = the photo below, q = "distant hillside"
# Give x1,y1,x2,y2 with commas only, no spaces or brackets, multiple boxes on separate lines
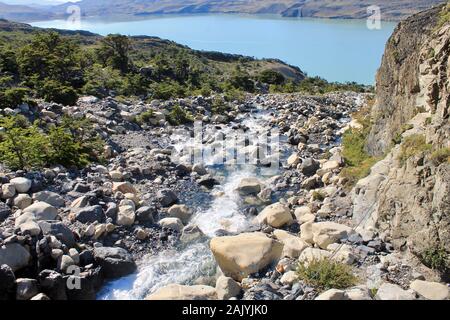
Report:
0,0,446,22
0,2,53,21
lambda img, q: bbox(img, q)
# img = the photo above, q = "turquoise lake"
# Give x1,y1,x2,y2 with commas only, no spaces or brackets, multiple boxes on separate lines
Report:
32,15,397,85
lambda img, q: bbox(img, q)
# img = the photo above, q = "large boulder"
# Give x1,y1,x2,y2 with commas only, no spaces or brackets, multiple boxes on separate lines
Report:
23,201,58,221
146,284,217,300
311,222,353,249
256,203,293,228
375,283,415,300
273,229,310,258
236,178,262,196
315,289,349,300
10,177,32,193
210,232,283,281
410,280,448,300
0,243,31,272
32,191,65,208
215,276,241,300
93,247,136,279
298,247,331,266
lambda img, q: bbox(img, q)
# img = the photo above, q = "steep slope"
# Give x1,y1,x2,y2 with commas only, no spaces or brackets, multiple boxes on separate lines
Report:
353,4,450,279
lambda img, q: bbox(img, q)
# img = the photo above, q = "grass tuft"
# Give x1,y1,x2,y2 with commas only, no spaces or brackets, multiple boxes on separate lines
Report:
296,259,357,292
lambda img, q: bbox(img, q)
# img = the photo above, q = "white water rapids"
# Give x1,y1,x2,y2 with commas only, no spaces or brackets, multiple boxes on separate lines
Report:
98,106,289,300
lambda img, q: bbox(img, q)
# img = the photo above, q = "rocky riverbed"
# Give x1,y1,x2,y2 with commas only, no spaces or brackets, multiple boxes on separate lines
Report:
0,91,448,301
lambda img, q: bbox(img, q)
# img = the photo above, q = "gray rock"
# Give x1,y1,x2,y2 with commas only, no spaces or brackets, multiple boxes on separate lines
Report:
73,205,104,224
375,283,415,300
23,201,58,221
38,269,67,300
10,177,32,193
156,189,178,207
0,202,11,222
135,206,155,222
32,191,65,208
216,276,241,300
38,221,76,248
0,243,31,272
30,293,51,300
0,264,16,300
16,278,38,300
300,158,320,177
93,247,136,279
58,255,75,273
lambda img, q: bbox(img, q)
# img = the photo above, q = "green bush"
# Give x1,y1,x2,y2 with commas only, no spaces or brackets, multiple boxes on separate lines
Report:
96,34,132,73
150,81,185,100
0,115,49,169
0,115,104,170
430,147,450,166
228,67,254,92
41,80,78,106
82,64,124,98
296,259,357,292
341,126,379,189
420,246,448,273
211,96,229,115
312,191,325,202
258,69,285,85
0,87,30,109
135,109,154,125
167,105,193,125
398,134,432,166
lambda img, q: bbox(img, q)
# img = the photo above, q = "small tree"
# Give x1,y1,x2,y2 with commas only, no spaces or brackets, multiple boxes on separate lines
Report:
96,34,132,73
0,116,49,169
258,69,285,85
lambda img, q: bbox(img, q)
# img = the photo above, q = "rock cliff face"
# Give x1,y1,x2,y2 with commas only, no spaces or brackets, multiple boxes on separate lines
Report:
354,4,450,278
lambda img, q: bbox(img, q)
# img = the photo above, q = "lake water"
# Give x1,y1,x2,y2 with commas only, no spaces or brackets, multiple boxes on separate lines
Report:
32,15,397,85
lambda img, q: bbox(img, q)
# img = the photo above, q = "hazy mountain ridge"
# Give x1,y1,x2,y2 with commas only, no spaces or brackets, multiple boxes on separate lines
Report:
0,0,446,22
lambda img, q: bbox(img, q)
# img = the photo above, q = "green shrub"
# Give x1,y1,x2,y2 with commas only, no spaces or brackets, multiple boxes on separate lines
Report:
437,3,450,29
0,87,30,109
228,67,254,92
0,115,49,169
341,126,379,189
150,81,185,100
41,80,78,106
0,115,104,170
167,105,193,125
136,109,154,125
258,69,285,85
420,246,448,273
312,191,325,202
398,134,432,166
430,147,450,166
82,64,124,98
296,259,357,292
211,96,229,115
